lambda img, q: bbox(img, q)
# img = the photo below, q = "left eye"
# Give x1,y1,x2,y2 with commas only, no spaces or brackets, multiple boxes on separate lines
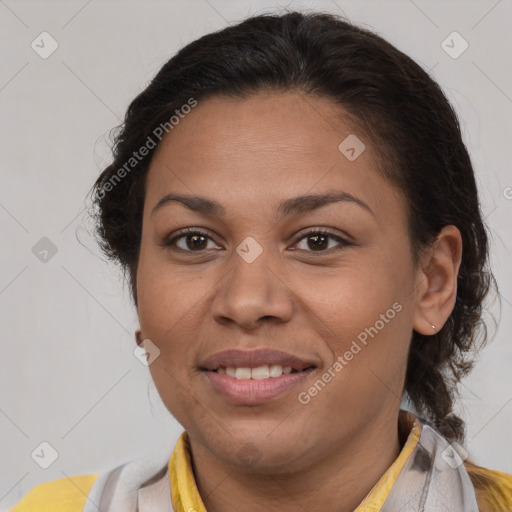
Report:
294,230,353,252
162,228,353,253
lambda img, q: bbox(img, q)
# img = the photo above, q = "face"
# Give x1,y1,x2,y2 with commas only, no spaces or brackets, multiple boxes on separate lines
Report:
136,91,420,474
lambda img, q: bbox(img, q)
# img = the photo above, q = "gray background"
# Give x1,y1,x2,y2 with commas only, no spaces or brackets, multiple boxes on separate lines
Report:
1,0,511,509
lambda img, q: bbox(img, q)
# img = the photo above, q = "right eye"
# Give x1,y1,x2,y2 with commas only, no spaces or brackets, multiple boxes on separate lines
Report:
161,228,221,253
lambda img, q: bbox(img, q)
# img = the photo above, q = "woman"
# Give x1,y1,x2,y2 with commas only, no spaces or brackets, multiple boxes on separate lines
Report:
11,10,512,512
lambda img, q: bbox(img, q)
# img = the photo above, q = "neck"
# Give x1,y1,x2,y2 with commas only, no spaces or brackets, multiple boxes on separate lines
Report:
188,410,403,512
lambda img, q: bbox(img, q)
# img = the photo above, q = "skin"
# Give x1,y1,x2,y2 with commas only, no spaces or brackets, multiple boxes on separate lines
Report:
134,91,462,512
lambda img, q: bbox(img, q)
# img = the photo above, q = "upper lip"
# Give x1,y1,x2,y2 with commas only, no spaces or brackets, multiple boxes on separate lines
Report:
199,348,318,371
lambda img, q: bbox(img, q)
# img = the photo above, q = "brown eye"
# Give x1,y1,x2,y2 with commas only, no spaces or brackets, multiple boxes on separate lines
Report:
306,233,329,251
184,233,208,250
294,229,353,253
162,228,219,252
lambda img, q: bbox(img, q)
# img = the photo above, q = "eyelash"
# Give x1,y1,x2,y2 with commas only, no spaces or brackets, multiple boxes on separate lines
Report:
160,227,354,254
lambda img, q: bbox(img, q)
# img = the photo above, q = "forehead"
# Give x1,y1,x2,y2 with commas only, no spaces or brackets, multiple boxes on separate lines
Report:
145,92,404,222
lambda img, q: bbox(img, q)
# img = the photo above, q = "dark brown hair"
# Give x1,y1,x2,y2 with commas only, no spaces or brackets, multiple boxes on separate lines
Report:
89,11,498,445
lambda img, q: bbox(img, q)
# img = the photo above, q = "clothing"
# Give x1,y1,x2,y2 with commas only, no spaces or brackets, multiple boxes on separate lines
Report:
9,410,512,511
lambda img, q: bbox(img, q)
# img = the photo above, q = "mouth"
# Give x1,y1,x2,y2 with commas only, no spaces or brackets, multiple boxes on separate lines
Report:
202,366,316,405
199,348,318,404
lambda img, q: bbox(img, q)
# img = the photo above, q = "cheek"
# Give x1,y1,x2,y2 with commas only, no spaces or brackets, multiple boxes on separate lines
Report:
137,267,203,421
136,259,203,388
306,303,411,432
136,248,207,330
295,248,413,404
290,250,409,342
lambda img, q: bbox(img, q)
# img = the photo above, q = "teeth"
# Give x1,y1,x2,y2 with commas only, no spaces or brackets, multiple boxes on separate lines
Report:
269,364,283,377
234,367,252,380
251,365,270,380
218,364,297,379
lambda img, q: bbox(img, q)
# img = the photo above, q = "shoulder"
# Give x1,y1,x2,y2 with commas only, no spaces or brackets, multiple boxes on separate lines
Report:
8,474,99,512
465,460,512,512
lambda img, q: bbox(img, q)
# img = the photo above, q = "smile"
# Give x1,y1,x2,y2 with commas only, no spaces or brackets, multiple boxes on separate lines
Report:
203,366,316,405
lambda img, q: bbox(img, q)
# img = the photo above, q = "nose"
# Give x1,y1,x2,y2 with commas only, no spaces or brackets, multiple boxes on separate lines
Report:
210,248,294,331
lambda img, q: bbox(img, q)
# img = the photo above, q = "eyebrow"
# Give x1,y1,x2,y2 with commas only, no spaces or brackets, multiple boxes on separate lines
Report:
150,190,375,219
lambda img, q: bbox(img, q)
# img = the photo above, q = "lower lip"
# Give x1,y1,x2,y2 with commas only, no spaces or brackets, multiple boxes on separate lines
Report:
203,368,316,405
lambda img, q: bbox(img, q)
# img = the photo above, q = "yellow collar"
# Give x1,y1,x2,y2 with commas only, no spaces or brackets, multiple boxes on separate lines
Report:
168,410,421,512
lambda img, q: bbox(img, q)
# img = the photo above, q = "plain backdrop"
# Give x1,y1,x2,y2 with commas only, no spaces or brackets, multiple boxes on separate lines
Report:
1,0,511,509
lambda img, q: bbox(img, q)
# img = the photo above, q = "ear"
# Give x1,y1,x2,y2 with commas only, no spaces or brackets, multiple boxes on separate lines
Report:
412,225,462,335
